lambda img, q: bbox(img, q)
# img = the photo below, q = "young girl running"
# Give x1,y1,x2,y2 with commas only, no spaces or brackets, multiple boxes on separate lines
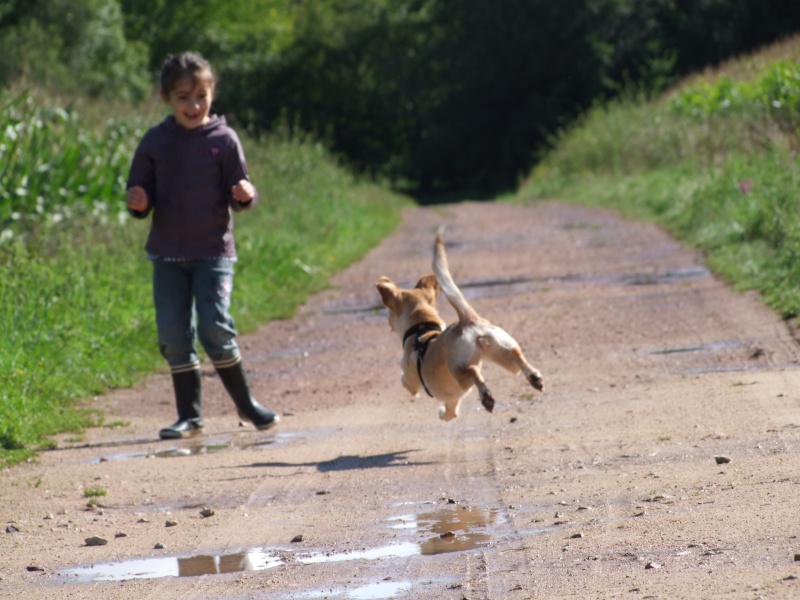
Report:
126,51,279,439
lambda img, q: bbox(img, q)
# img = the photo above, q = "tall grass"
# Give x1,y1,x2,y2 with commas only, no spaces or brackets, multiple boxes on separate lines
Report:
518,35,800,323
0,91,407,467
0,91,140,238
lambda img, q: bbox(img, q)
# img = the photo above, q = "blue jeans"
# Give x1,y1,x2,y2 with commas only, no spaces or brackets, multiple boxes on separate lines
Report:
152,259,241,372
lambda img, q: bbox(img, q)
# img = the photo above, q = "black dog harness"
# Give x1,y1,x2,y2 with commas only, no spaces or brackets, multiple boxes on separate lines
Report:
402,322,443,398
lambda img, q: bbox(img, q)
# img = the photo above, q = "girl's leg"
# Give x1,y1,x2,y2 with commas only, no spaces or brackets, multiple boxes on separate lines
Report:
194,259,279,430
153,259,199,369
153,259,203,438
192,259,239,365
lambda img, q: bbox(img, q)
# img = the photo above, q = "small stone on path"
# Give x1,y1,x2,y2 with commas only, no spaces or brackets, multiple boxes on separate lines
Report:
85,536,108,546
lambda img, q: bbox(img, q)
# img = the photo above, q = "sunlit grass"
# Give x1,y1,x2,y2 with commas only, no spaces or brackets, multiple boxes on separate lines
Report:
519,37,800,324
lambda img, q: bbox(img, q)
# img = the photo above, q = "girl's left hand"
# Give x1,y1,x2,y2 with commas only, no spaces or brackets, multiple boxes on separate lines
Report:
232,179,256,203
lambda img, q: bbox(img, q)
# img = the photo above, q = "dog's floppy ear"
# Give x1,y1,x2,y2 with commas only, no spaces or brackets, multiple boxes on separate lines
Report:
415,274,440,299
375,276,399,309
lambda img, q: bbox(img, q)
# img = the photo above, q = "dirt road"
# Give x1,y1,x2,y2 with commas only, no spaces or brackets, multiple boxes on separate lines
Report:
3,201,800,599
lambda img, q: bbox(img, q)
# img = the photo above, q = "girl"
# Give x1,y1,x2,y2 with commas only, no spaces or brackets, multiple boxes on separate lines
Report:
126,52,279,439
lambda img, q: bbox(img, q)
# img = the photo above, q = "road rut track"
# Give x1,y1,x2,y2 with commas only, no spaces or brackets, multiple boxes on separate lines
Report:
3,201,800,599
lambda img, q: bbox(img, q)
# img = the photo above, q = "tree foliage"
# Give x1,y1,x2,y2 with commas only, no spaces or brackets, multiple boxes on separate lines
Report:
0,0,149,100
228,0,800,193
2,0,800,193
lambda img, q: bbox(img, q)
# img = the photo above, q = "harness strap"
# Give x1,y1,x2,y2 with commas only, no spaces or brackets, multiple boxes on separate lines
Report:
402,322,443,398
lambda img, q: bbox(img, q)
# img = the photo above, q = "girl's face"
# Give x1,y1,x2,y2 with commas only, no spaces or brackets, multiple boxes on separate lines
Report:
162,76,214,130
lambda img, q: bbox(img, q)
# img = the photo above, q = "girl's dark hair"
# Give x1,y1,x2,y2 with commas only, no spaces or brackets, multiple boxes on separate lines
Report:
159,52,216,95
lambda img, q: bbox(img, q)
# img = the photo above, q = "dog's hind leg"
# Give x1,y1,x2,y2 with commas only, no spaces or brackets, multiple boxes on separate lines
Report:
459,365,496,413
514,349,545,392
480,328,545,392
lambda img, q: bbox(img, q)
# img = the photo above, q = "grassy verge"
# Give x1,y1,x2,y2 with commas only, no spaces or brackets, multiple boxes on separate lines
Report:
0,96,407,467
517,35,800,325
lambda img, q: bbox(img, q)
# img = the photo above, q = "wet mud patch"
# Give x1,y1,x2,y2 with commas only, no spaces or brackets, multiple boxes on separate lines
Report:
648,339,747,355
387,504,499,555
57,503,503,584
441,267,711,303
93,439,232,463
81,431,296,464
643,334,797,376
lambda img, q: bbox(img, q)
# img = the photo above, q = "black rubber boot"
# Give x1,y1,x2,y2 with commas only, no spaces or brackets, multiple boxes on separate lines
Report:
216,361,280,430
159,369,204,439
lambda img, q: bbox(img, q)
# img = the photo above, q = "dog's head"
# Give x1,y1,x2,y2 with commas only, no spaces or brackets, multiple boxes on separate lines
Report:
375,274,440,334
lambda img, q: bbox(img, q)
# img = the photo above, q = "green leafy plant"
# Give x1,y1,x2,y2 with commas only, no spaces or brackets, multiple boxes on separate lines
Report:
84,487,107,498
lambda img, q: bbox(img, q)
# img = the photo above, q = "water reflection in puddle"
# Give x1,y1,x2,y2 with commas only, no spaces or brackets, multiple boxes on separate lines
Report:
60,505,499,583
95,440,232,462
298,506,497,565
93,431,296,463
391,506,497,555
298,542,420,564
63,548,283,581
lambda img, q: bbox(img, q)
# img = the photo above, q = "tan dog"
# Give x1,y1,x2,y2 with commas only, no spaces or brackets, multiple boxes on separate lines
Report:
376,230,544,420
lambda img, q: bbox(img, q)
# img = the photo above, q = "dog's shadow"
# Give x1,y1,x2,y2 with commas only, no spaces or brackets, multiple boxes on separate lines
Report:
245,449,431,472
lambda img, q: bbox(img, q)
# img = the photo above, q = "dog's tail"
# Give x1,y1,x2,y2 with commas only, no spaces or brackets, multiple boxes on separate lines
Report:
433,228,480,324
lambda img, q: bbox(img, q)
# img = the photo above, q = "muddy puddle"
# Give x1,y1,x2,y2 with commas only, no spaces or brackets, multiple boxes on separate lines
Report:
62,548,284,581
59,504,500,584
388,505,498,555
89,432,296,463
95,440,232,462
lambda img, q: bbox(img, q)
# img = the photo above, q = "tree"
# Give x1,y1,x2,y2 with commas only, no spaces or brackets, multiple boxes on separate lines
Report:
0,0,149,100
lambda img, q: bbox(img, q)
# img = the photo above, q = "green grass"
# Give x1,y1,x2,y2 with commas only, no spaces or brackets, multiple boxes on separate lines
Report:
0,91,407,467
517,35,800,325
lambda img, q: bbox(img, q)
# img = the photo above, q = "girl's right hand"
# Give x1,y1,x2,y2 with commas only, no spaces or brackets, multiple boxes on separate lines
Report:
126,186,149,212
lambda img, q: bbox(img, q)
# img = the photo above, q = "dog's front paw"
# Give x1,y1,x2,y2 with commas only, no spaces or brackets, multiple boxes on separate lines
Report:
438,406,458,421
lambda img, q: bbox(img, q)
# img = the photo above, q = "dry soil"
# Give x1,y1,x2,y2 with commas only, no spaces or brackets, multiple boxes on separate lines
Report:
2,201,800,599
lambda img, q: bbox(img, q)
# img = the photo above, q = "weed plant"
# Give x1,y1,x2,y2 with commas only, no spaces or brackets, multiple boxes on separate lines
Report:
519,36,800,324
0,91,406,466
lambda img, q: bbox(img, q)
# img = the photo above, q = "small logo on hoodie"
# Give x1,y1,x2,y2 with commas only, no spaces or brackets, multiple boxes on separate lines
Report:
210,147,220,157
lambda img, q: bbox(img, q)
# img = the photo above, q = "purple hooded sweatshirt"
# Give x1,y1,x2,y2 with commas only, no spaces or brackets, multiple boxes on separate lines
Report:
126,114,258,260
